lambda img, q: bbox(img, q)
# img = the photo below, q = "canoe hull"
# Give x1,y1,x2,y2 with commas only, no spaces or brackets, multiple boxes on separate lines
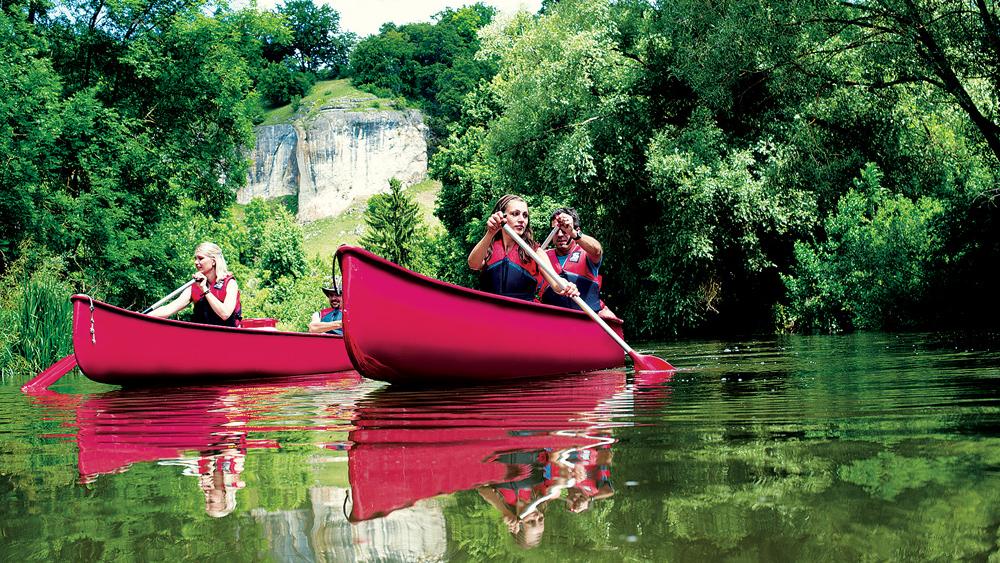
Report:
72,295,352,385
337,246,625,384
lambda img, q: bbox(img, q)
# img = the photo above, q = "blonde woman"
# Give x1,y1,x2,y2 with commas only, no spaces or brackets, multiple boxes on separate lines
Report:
148,242,242,326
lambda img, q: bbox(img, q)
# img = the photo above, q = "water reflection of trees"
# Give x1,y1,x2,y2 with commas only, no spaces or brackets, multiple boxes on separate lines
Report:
9,344,999,561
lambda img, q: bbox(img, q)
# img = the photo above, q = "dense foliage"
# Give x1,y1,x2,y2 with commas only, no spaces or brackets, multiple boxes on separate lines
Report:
0,0,352,377
348,3,498,137
256,0,357,106
430,0,1000,337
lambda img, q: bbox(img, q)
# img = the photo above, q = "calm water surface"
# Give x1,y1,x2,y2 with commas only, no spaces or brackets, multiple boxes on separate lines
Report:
1,332,998,561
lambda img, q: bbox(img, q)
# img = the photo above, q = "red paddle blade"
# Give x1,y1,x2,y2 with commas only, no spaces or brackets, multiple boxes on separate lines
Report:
21,354,77,394
629,351,674,372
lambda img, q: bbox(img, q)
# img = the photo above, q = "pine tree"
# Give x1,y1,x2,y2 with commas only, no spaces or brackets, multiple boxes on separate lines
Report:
360,178,424,269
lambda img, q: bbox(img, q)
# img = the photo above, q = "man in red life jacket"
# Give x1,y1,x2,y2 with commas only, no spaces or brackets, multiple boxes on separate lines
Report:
308,285,343,336
540,207,617,319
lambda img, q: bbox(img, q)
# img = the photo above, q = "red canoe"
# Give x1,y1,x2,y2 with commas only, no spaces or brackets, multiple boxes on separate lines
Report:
336,246,626,384
71,295,353,385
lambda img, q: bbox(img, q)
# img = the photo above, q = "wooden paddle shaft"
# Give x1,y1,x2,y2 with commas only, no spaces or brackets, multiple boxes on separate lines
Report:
501,224,635,355
142,279,196,314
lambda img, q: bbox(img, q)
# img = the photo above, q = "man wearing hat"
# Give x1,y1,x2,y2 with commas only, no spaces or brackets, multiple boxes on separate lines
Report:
308,285,343,335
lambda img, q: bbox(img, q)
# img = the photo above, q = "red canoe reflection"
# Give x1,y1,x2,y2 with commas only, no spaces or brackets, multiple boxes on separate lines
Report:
344,370,632,522
53,373,365,481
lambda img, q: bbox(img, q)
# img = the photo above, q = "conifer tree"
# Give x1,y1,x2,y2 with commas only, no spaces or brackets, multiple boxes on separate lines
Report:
360,178,424,269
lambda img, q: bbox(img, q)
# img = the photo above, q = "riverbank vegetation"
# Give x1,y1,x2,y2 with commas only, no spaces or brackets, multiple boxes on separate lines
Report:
429,0,1000,337
3,0,999,380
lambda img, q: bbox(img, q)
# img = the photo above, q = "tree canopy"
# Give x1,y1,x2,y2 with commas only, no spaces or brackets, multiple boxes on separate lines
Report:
430,0,1000,336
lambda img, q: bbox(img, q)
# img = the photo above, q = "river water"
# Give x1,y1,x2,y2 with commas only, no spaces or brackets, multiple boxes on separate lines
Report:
1,332,997,561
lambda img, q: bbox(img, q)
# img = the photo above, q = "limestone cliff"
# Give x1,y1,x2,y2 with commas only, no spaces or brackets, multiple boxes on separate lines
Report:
241,108,429,222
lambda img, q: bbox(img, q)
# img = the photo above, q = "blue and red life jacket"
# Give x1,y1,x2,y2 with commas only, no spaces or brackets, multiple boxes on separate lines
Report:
540,245,602,311
479,239,542,301
191,275,242,327
319,307,343,336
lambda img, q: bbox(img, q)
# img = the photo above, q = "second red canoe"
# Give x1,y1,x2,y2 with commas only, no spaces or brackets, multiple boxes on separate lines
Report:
336,246,626,384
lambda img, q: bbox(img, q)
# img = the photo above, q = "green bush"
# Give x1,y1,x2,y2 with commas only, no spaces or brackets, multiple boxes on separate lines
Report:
782,164,945,332
240,256,331,332
258,61,317,107
244,198,308,287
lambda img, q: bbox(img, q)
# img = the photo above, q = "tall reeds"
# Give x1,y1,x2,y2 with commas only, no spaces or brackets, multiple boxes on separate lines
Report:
16,277,73,370
0,249,77,381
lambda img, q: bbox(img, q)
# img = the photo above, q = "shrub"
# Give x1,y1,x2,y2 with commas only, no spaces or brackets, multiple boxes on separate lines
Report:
782,163,945,332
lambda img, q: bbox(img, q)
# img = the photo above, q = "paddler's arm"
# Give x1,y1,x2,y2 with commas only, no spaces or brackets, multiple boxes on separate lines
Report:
467,211,505,270
148,292,191,318
308,312,343,334
554,212,603,264
477,487,520,531
575,232,603,265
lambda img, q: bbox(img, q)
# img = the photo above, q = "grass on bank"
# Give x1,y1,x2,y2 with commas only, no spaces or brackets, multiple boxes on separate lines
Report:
261,79,410,126
302,179,442,261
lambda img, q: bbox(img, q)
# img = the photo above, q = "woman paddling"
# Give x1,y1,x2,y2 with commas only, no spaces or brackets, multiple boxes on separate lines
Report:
148,242,242,326
467,194,579,301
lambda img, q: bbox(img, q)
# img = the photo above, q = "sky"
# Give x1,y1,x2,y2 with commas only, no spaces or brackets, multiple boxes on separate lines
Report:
254,1,544,37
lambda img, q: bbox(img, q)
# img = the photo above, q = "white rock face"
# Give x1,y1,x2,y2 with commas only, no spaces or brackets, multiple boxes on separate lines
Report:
241,109,429,222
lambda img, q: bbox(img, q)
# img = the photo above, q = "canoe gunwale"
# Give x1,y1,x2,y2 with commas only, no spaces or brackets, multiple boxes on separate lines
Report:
71,294,344,341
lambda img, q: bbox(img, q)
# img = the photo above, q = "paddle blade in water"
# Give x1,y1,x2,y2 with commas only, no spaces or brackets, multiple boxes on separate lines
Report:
629,351,674,372
21,354,77,394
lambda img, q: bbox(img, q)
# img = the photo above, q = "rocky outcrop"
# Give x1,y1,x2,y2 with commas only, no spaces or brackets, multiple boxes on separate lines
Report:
241,108,429,222
250,487,447,562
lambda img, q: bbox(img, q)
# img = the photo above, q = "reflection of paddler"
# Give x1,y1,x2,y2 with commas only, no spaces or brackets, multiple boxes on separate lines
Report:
346,372,627,524
477,449,559,549
563,444,614,513
198,449,246,518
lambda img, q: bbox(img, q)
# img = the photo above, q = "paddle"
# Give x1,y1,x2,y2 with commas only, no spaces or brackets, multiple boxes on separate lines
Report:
501,223,674,372
538,227,558,251
21,280,199,394
142,279,195,314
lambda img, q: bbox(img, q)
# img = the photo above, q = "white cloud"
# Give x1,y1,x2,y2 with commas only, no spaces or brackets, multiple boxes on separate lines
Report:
254,1,543,37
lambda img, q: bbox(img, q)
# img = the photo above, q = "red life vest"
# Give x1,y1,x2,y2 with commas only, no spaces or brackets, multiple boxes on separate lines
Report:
479,239,542,301
541,244,602,311
191,275,242,327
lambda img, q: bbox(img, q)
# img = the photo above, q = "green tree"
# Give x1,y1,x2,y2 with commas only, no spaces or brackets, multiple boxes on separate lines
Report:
348,4,497,136
782,164,945,332
257,59,316,106
360,178,426,271
243,198,307,286
275,0,355,75
431,0,999,335
0,0,283,306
